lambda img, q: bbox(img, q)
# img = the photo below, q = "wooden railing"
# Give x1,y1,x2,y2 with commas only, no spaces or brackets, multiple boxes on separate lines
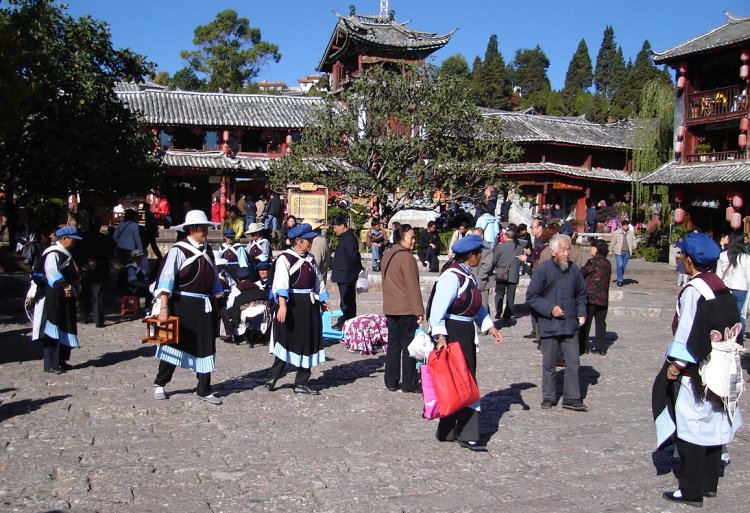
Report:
683,150,747,163
686,85,747,122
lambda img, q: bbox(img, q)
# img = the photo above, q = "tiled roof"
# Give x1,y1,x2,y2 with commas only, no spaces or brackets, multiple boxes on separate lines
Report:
503,162,632,183
318,13,453,72
114,81,168,92
640,159,750,184
161,150,351,174
116,90,323,129
654,13,750,63
483,110,634,150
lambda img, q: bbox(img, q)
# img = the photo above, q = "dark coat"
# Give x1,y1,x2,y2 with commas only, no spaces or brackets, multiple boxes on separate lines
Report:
581,255,612,306
525,259,588,337
331,229,363,284
492,239,526,284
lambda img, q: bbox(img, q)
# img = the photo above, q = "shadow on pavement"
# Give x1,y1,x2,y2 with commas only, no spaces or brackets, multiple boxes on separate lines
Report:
0,394,71,423
554,365,600,401
315,354,386,390
480,382,536,444
0,328,41,364
74,345,153,369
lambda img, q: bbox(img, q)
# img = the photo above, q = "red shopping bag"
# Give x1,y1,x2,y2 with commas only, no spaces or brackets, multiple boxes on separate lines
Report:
420,364,440,420
427,342,480,417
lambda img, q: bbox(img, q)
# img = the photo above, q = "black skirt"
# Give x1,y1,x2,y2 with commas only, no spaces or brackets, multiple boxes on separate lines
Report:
42,286,79,347
271,292,324,368
169,294,217,358
445,318,477,378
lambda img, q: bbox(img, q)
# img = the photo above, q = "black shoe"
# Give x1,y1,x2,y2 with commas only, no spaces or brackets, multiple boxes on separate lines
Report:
662,491,703,507
331,322,344,331
458,440,488,452
263,380,276,392
44,367,64,374
617,282,623,287
386,386,399,392
294,385,320,395
523,332,536,339
220,336,235,343
703,491,717,498
562,401,588,412
59,362,74,371
541,401,554,409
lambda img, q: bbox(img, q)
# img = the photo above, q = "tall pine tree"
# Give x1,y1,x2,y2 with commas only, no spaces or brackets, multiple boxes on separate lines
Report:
594,25,619,100
473,34,512,110
511,45,551,95
563,39,593,93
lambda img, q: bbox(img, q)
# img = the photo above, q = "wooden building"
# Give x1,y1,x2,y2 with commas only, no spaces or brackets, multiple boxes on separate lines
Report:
643,13,750,231
317,8,453,92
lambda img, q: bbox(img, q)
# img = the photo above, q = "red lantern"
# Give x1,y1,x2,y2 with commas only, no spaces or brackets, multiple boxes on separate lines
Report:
741,133,748,148
150,127,158,136
674,188,684,204
677,76,686,89
674,208,686,224
733,194,744,208
727,206,736,221
675,140,683,154
192,127,203,136
222,130,230,142
679,62,688,74
743,48,750,62
731,212,743,230
221,142,231,155
741,64,750,79
677,125,685,139
741,118,749,132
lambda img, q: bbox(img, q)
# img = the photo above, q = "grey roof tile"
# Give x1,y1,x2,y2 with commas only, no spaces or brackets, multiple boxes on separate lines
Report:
482,110,634,150
654,13,750,63
116,90,323,129
503,162,632,183
640,159,750,184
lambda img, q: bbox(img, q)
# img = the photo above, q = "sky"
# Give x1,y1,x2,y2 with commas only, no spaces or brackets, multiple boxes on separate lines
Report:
63,0,750,89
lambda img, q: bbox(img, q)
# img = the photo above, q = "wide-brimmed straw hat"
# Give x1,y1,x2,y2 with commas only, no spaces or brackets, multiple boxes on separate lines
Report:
171,210,220,232
244,222,265,235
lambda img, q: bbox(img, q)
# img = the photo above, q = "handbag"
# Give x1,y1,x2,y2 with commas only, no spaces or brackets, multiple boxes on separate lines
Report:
420,364,441,420
407,327,433,360
427,342,480,417
494,265,510,282
356,268,369,293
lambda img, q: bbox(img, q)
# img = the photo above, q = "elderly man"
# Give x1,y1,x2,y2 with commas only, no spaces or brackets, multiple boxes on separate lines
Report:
526,234,588,411
331,216,363,328
471,227,495,314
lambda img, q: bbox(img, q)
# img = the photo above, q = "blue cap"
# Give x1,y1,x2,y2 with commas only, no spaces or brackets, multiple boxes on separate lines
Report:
55,226,82,240
223,228,236,238
451,234,487,255
287,223,318,240
256,260,271,270
558,223,575,237
676,232,721,265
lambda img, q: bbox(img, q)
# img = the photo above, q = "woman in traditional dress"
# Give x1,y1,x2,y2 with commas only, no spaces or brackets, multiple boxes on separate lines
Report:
245,222,272,264
32,226,82,373
429,235,503,452
152,210,224,405
265,223,329,395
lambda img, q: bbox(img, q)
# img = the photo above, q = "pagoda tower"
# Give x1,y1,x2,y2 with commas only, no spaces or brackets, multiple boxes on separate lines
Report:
317,5,454,92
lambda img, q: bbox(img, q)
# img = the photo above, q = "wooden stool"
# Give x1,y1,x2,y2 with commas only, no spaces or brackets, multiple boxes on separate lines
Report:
120,295,140,316
142,316,179,345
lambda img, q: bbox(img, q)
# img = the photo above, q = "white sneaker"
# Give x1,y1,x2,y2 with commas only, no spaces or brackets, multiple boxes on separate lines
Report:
153,386,167,400
197,393,222,405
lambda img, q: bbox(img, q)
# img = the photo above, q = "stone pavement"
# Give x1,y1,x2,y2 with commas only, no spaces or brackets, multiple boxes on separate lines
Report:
1,260,750,513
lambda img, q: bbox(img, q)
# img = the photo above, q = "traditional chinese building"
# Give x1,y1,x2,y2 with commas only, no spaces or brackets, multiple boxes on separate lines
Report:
115,82,323,216
317,7,453,92
485,109,634,222
643,13,750,231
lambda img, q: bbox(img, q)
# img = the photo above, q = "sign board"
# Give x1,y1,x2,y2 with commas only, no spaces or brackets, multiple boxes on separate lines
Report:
552,182,584,191
288,190,327,222
208,176,222,184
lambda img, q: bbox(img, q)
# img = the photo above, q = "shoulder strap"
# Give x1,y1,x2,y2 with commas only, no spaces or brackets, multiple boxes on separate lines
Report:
175,241,214,271
284,250,312,277
686,276,716,300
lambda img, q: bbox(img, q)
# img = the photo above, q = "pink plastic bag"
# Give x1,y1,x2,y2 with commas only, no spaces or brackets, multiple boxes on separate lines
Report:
420,364,440,420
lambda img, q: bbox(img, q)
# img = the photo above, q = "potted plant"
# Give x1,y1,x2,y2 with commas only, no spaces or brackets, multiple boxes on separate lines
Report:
695,141,713,161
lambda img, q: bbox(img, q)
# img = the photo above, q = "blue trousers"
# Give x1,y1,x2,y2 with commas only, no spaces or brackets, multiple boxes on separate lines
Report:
615,252,630,284
730,288,747,344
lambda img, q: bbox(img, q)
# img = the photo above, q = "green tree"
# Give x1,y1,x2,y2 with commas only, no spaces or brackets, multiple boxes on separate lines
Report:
0,0,160,216
564,39,593,93
270,65,521,211
439,53,472,82
474,35,512,110
151,70,171,87
587,93,610,123
630,40,672,112
510,45,551,95
593,25,620,99
171,67,204,91
180,9,281,92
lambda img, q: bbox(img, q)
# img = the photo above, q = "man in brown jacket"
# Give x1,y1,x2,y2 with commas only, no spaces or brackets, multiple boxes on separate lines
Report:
381,224,424,393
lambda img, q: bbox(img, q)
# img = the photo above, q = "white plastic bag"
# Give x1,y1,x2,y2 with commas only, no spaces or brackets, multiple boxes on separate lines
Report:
356,268,369,293
407,328,433,361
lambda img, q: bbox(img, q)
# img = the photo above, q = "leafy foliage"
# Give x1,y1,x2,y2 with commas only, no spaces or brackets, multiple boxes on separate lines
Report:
474,35,512,110
270,65,521,212
510,45,551,96
0,0,160,204
180,9,280,92
564,39,593,94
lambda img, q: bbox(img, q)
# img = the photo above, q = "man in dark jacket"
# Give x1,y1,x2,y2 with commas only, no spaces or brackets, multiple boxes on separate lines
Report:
418,221,440,272
526,233,588,411
74,219,115,327
331,216,363,328
264,192,283,232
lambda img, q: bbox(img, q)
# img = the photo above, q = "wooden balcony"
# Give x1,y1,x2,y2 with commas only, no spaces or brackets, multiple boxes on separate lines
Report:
686,85,747,125
683,150,747,163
